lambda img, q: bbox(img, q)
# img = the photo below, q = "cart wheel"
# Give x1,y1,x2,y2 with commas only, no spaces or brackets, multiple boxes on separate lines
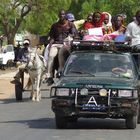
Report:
15,82,23,101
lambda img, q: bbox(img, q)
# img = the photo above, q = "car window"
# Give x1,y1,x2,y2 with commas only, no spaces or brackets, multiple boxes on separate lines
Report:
64,52,134,78
6,45,14,52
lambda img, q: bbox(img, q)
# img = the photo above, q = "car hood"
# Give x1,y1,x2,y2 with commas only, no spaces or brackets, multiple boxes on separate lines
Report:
55,76,137,89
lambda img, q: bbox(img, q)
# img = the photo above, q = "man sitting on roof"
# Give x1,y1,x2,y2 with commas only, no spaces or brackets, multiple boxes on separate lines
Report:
45,9,77,86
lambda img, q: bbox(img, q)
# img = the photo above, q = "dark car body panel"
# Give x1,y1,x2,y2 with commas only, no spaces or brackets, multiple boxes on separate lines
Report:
50,46,140,124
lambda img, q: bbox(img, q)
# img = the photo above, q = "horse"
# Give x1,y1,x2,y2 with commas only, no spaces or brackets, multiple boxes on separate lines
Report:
26,47,46,101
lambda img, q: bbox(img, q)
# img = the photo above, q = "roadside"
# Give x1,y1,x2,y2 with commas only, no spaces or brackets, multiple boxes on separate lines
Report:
0,68,17,99
0,67,29,99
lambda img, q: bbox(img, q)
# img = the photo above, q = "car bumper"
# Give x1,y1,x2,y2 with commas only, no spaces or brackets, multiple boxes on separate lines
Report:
52,98,138,118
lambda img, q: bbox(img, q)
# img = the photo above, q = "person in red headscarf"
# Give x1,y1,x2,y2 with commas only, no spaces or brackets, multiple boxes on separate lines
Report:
83,13,94,30
92,11,105,28
102,12,114,35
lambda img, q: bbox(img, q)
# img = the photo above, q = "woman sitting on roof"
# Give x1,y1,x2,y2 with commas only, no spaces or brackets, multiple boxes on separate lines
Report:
102,14,126,42
92,11,105,28
81,11,105,41
102,12,113,35
112,14,126,34
111,14,126,42
83,13,94,30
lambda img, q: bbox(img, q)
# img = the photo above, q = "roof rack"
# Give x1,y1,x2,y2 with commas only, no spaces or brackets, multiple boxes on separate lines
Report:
71,40,138,53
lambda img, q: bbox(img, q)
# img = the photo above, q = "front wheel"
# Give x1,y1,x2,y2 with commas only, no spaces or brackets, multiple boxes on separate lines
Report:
55,115,68,129
125,115,137,129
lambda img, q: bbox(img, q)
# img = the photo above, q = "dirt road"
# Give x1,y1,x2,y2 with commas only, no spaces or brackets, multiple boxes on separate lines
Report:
0,68,17,99
0,79,15,99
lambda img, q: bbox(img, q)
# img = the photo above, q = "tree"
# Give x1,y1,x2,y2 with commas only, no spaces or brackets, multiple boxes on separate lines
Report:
0,0,37,44
24,0,72,35
1,0,140,45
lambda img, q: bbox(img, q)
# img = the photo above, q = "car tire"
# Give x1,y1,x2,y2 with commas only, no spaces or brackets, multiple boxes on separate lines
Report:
125,115,137,129
68,117,78,123
137,102,140,123
55,115,68,129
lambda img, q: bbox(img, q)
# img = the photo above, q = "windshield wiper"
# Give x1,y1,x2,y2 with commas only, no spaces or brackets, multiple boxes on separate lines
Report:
69,70,95,76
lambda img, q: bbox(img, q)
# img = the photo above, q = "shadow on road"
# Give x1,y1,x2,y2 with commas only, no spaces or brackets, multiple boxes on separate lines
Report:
0,98,32,104
0,117,127,130
0,117,56,129
0,90,50,104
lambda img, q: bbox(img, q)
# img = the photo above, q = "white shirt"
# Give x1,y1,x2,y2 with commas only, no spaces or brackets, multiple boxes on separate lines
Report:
125,20,140,46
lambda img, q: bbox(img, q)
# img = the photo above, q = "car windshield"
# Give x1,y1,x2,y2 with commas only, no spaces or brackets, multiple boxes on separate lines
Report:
64,52,135,79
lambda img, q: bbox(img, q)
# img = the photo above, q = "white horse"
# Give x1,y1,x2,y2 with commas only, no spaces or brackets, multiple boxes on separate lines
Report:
26,47,46,101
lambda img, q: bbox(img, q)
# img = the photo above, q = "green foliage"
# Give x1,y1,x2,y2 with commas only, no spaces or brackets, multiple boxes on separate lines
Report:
23,0,72,34
1,0,140,40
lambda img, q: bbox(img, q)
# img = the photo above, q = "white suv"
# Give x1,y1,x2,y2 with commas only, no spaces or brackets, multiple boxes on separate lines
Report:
0,44,15,66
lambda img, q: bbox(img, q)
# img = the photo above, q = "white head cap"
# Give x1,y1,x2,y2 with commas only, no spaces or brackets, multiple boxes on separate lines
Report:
23,39,30,45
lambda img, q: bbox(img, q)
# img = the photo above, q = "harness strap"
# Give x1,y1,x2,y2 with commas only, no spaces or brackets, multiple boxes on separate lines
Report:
39,55,47,68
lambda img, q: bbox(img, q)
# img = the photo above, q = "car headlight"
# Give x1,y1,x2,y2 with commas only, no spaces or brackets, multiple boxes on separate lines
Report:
50,87,56,97
118,90,132,97
80,88,88,95
133,90,138,98
99,89,108,96
56,88,70,96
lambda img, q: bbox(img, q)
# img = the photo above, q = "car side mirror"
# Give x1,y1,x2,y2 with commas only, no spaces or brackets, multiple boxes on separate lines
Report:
56,71,63,78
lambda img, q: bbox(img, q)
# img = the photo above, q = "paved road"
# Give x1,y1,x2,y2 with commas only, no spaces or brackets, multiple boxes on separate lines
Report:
0,70,140,140
0,89,140,140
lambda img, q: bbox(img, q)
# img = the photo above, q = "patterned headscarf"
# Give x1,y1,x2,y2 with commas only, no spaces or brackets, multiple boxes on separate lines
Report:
102,12,112,27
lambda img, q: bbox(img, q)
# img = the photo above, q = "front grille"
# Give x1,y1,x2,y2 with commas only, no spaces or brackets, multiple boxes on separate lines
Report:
88,89,99,95
77,88,118,97
75,88,118,112
78,95,108,106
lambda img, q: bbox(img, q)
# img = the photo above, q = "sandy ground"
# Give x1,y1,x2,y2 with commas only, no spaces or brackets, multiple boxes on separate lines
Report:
0,68,17,99
0,68,29,99
0,79,15,99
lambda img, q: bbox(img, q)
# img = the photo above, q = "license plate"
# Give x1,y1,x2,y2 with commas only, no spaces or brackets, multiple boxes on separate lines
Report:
82,104,106,111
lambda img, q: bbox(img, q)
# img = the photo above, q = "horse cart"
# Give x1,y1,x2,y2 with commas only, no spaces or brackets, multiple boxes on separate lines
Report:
14,45,52,102
15,70,25,101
